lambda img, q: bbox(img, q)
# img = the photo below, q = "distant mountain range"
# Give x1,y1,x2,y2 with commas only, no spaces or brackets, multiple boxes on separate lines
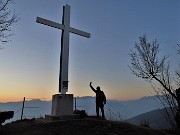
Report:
0,95,168,127
127,107,175,129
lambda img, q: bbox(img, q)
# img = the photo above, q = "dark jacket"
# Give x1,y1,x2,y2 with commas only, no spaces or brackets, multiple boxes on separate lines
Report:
90,85,106,104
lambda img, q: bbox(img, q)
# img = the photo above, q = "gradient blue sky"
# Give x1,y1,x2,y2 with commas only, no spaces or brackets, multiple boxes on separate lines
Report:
0,0,179,102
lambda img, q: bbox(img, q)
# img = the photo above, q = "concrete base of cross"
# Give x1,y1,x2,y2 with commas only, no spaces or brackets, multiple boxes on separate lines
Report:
51,94,74,116
45,94,80,121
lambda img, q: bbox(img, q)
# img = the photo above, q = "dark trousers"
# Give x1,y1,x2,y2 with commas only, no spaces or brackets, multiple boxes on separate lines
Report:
96,102,105,118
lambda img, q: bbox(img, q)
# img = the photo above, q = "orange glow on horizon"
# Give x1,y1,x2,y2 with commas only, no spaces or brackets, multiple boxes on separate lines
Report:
0,94,52,103
0,93,151,102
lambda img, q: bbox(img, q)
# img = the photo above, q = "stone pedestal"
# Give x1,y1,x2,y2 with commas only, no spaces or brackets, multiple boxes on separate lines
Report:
51,94,73,116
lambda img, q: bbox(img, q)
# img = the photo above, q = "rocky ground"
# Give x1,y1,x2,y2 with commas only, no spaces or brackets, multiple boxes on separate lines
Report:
0,118,179,135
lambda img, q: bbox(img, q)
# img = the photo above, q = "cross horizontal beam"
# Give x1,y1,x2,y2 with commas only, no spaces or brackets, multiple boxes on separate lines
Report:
36,17,90,38
36,17,64,30
70,27,90,38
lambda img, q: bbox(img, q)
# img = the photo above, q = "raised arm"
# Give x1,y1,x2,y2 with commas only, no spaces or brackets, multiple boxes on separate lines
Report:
89,82,96,93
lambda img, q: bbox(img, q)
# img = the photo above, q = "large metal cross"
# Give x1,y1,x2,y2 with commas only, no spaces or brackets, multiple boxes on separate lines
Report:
36,4,90,94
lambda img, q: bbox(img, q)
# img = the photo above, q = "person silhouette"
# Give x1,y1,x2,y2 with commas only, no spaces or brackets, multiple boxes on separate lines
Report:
89,82,106,118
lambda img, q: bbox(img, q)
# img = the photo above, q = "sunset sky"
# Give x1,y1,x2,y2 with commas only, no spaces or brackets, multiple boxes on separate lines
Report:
0,0,179,102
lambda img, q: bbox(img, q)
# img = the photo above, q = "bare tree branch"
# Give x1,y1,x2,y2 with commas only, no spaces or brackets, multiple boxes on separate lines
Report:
129,35,177,100
129,35,180,129
0,0,19,45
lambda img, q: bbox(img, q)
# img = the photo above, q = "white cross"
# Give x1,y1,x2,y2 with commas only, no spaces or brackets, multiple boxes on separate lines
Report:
36,4,90,94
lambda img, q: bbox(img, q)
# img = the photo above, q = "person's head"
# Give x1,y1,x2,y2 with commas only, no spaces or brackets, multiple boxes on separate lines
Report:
97,86,100,91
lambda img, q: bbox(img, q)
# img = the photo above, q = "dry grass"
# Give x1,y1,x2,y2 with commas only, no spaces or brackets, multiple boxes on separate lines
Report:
0,118,178,135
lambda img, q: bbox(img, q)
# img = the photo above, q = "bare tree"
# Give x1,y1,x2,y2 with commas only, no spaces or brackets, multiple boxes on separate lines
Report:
153,86,177,129
0,0,19,45
129,35,179,129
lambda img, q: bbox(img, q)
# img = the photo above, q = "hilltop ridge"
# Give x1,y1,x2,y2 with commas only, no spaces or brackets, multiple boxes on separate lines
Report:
0,118,178,135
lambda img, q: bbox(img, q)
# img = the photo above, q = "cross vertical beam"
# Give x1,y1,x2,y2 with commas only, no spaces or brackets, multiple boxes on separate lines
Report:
59,4,70,94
